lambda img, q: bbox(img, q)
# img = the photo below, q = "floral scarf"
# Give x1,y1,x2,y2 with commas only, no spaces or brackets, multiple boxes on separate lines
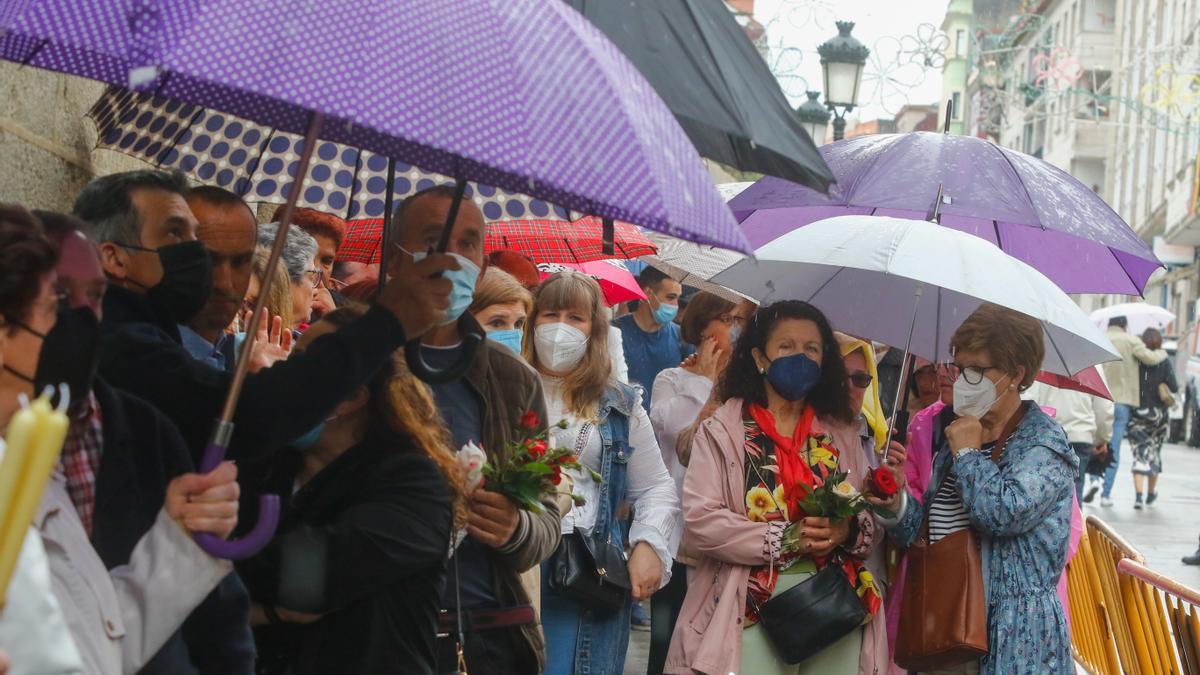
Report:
741,405,882,625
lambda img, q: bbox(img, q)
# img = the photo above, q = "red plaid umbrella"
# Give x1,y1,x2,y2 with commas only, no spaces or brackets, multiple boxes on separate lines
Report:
537,261,646,306
337,216,656,264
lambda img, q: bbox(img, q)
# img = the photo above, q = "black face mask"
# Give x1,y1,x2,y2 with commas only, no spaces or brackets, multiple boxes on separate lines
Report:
36,307,101,412
124,240,213,325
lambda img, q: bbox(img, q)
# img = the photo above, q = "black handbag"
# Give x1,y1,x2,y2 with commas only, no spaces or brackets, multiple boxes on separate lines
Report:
546,420,633,613
547,529,631,612
754,561,867,664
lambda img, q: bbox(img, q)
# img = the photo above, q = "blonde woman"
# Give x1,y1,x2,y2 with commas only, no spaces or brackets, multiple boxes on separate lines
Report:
526,271,680,674
469,267,533,354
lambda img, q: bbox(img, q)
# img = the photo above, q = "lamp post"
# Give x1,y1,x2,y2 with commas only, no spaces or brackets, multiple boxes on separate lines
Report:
818,21,869,142
796,91,831,146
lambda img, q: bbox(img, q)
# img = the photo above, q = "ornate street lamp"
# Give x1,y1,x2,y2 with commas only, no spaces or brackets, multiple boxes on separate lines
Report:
796,91,831,146
818,21,869,141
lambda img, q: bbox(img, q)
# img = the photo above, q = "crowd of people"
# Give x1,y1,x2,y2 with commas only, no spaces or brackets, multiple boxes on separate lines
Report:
0,168,1147,675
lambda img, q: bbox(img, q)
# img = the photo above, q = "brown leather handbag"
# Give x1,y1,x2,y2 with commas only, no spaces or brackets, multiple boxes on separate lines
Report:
894,403,1029,671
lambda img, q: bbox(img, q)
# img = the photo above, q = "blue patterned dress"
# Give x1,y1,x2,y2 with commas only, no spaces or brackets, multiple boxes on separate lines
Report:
889,404,1078,675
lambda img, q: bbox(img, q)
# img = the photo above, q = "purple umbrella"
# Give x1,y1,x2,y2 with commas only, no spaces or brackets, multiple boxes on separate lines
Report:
1,0,746,560
727,132,1160,295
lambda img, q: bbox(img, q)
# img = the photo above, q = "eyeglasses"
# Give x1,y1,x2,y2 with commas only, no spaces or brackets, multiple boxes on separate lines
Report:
325,276,348,291
306,269,325,289
848,372,873,389
952,364,1000,385
715,313,747,326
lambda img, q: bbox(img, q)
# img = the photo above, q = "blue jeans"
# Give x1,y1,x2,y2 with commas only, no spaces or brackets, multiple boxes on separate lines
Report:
541,571,632,674
1103,403,1132,497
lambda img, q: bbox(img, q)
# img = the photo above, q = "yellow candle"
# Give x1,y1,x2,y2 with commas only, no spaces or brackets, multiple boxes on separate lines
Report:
0,393,69,607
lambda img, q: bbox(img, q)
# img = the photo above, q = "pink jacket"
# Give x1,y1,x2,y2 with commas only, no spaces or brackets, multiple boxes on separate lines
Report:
665,399,886,675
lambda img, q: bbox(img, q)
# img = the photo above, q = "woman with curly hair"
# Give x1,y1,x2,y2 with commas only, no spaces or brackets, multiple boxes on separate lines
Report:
666,300,887,675
237,304,466,675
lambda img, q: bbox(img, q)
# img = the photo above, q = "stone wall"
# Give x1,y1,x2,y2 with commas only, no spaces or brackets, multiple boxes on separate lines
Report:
1,64,149,211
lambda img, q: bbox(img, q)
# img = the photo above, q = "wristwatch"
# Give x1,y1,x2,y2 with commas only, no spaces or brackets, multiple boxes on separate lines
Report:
954,446,983,459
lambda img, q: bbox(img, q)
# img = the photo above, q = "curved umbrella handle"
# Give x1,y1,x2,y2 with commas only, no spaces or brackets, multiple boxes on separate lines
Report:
404,328,484,385
193,437,280,560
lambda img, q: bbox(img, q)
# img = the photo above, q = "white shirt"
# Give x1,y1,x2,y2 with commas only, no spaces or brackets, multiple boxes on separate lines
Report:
607,325,629,384
540,375,680,587
648,367,712,498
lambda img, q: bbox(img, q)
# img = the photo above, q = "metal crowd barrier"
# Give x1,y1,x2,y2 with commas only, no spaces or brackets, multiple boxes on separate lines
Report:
1067,515,1200,675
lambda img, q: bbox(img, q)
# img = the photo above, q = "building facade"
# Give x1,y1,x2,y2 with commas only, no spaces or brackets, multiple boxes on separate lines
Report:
1105,0,1200,327
940,0,974,134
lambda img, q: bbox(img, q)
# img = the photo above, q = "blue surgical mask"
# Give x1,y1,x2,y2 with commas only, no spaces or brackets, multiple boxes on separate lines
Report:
405,249,481,325
652,301,678,325
488,328,523,354
290,422,326,450
729,324,743,344
765,353,822,401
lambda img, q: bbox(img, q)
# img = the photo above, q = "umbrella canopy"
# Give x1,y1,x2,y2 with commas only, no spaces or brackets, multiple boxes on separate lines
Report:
1035,367,1112,400
727,132,1160,295
711,215,1120,376
1090,302,1176,337
336,216,655,265
2,0,749,253
565,0,833,192
537,261,645,306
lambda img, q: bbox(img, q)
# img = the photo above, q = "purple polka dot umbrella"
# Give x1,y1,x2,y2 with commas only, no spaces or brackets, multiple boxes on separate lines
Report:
2,0,746,253
1,0,747,561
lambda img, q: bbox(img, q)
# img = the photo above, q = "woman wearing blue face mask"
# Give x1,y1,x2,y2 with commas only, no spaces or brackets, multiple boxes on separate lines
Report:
665,300,891,675
885,303,1076,675
237,305,468,674
468,268,532,355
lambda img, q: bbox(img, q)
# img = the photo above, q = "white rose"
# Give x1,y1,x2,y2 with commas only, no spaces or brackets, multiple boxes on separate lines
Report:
457,441,488,492
831,479,861,501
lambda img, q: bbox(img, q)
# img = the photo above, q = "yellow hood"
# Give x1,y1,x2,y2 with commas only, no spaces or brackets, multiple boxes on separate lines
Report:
836,333,887,454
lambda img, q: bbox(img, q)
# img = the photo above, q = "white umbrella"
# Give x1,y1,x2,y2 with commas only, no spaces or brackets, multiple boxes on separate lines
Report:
710,215,1119,377
1090,302,1176,337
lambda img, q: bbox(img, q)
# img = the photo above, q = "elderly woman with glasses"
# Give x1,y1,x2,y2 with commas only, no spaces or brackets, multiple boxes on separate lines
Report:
886,303,1076,674
257,222,321,329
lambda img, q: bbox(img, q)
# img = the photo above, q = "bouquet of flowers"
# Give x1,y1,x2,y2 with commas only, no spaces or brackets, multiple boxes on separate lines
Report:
799,468,898,521
456,411,599,513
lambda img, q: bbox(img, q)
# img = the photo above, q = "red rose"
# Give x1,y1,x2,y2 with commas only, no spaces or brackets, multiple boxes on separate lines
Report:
519,411,540,430
870,466,898,498
528,440,548,458
550,467,563,485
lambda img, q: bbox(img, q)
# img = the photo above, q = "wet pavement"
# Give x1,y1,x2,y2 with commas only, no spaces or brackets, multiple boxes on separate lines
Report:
1082,440,1200,587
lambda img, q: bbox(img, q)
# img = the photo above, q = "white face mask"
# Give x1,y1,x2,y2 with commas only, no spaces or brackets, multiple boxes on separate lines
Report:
534,322,589,373
952,372,1010,419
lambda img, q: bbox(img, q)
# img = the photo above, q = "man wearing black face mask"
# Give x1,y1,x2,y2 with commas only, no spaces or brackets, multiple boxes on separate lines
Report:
75,170,457,465
38,209,255,675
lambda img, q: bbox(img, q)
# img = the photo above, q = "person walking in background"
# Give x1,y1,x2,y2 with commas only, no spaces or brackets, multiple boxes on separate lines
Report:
1128,328,1177,509
1023,377,1114,503
1099,316,1168,507
614,268,691,411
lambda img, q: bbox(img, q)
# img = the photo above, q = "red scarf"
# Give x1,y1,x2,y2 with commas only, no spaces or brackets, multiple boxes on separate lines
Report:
748,403,816,519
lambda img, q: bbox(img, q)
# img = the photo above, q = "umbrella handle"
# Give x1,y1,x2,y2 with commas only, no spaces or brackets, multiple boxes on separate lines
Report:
192,434,280,560
404,326,484,384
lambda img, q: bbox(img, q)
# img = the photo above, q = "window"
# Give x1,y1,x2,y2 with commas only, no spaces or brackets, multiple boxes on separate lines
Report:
1083,0,1117,31
955,29,967,57
952,92,962,120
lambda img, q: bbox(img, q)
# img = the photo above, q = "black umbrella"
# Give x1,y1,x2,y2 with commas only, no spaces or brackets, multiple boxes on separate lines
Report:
566,0,834,192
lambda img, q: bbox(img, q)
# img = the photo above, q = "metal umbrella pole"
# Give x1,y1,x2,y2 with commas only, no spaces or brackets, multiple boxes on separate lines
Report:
193,112,325,560
885,284,924,444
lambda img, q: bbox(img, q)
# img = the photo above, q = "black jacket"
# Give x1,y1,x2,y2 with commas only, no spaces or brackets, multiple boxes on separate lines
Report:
1139,359,1179,410
88,379,255,674
97,285,408,463
237,434,453,674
